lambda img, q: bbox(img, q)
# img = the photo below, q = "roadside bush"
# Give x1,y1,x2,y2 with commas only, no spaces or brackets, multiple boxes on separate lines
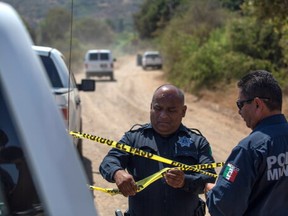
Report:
160,29,200,89
177,30,227,90
186,26,276,89
161,19,278,92
159,0,232,91
227,15,288,89
221,52,273,79
229,16,284,68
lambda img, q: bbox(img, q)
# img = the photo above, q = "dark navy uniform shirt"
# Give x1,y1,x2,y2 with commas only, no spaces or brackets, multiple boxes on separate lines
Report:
100,123,216,216
207,114,288,216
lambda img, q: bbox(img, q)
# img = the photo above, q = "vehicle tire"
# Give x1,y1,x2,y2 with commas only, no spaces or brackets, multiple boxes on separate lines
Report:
110,73,114,81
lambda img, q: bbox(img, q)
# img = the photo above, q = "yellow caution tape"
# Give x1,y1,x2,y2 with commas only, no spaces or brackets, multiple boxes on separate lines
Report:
89,167,171,195
70,131,223,178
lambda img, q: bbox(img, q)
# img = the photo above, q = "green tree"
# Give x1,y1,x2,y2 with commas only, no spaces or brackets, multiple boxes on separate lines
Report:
39,8,71,44
241,1,288,83
218,0,244,11
159,0,229,89
73,17,116,48
243,0,288,23
229,17,284,68
133,0,185,39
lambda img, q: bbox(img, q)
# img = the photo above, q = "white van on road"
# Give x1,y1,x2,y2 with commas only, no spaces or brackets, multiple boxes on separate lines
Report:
84,49,115,81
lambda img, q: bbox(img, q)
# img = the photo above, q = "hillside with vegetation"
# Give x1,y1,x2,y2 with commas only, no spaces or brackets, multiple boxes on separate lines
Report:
3,0,143,72
3,0,288,101
133,0,288,94
2,0,142,27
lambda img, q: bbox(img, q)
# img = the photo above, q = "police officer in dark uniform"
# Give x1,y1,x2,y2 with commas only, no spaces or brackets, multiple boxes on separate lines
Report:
99,84,216,216
206,70,288,215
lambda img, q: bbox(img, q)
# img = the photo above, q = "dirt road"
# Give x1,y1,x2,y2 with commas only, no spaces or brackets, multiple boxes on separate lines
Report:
76,56,251,216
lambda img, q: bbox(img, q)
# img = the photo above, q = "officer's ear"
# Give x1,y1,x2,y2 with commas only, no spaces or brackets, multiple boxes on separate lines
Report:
182,105,187,117
254,98,261,109
254,97,265,110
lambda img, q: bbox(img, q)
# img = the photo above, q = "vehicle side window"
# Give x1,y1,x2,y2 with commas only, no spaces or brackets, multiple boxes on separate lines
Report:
0,89,43,215
39,55,63,88
89,53,98,60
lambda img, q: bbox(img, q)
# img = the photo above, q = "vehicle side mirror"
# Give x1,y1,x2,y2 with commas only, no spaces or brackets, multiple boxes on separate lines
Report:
77,79,95,91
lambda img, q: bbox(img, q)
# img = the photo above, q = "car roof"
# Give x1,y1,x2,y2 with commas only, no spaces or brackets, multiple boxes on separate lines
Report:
32,45,62,57
86,49,111,53
144,51,160,55
0,2,98,215
32,45,53,52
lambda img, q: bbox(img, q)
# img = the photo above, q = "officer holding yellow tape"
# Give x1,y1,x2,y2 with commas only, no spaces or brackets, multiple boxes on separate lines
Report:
99,84,216,216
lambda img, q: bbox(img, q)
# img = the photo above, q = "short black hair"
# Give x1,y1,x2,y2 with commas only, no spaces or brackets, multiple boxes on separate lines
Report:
237,70,282,111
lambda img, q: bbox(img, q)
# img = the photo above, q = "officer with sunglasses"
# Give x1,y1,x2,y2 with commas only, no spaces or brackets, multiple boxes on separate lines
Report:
205,70,288,215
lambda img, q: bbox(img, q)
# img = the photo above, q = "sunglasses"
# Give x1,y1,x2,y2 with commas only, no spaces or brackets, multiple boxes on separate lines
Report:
236,97,270,110
236,98,254,110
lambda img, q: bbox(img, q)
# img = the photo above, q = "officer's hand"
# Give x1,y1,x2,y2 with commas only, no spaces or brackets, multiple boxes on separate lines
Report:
205,183,215,192
113,170,137,197
164,168,185,188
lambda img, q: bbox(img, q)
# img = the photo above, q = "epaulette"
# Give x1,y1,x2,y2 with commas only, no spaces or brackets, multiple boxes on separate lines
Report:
129,123,149,132
188,128,203,136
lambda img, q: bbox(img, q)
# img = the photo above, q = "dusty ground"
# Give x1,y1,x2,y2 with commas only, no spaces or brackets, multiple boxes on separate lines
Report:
75,56,254,216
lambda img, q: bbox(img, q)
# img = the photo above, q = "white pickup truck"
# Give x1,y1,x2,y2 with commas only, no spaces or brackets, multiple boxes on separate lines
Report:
33,46,95,158
141,51,163,70
0,2,98,215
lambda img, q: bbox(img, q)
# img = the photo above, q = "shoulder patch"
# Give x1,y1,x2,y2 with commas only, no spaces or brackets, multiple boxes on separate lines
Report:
223,163,239,182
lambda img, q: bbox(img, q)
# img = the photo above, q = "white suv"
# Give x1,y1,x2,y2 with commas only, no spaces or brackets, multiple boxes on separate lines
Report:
84,49,115,80
33,45,95,158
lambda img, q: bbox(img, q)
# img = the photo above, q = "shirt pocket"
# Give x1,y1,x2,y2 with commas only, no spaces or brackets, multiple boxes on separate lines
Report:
174,146,198,165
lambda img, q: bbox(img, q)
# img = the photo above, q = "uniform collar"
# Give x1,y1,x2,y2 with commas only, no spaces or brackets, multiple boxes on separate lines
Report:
253,114,287,132
143,123,187,137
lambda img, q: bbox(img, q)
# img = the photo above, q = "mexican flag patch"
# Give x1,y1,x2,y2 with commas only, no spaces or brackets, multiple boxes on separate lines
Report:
223,163,239,182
